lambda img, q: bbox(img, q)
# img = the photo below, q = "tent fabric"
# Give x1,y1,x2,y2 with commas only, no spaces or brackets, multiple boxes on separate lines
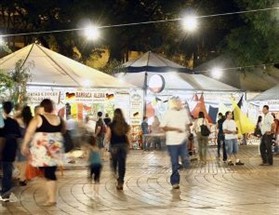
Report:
0,43,134,88
250,84,279,101
117,51,238,91
194,55,279,91
121,51,189,73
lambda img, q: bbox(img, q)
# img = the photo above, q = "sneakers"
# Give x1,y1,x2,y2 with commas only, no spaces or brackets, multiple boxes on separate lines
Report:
19,180,27,186
235,161,244,165
172,184,180,189
116,181,124,190
0,195,10,202
259,163,272,166
228,161,234,166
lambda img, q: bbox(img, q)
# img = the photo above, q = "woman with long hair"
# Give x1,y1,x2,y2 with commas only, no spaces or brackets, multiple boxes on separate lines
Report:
21,99,64,206
193,111,210,165
105,108,130,190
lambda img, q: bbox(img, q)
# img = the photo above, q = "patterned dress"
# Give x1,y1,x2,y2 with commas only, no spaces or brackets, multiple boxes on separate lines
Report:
30,115,64,167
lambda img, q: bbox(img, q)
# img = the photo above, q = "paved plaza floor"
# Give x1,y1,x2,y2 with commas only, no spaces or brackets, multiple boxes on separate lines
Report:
1,144,279,215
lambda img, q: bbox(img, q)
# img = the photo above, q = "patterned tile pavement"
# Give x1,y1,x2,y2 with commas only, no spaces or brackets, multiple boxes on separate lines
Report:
1,144,279,215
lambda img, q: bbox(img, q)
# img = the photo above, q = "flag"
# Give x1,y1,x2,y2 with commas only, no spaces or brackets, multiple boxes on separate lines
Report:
232,100,255,134
237,95,243,108
193,93,198,101
191,94,212,123
208,105,219,124
237,94,248,115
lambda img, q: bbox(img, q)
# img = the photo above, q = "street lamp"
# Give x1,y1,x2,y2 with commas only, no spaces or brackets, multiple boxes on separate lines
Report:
181,15,198,32
211,67,223,79
84,25,100,41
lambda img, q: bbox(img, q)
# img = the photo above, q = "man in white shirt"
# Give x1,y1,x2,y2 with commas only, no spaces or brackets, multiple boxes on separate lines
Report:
160,97,191,189
259,105,274,166
223,111,244,166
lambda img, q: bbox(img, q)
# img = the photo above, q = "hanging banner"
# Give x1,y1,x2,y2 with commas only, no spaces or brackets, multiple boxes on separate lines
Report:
27,91,60,104
129,90,144,125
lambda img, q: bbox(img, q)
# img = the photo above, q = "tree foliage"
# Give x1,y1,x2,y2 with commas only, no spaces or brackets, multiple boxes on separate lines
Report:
1,0,277,70
223,0,279,66
0,59,32,104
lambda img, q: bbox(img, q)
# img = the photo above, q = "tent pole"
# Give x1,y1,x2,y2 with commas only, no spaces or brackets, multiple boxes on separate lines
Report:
143,72,148,117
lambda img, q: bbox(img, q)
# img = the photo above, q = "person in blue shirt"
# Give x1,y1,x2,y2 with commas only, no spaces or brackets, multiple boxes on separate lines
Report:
84,134,102,195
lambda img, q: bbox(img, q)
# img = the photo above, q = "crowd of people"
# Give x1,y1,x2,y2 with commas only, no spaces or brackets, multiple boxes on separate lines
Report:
139,98,279,189
0,99,130,204
0,97,278,204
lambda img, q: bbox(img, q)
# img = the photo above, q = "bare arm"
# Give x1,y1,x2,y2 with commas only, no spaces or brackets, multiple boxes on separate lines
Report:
161,126,183,133
104,126,111,145
95,125,101,136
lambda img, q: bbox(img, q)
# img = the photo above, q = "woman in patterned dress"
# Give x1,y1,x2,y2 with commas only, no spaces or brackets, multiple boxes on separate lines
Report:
21,99,64,207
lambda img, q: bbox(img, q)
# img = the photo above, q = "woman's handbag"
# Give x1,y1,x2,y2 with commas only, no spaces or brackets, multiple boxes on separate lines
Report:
25,163,43,180
200,119,210,136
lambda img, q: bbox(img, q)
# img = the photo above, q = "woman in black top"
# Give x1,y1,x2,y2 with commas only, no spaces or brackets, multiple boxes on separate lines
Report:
21,99,64,206
105,108,130,190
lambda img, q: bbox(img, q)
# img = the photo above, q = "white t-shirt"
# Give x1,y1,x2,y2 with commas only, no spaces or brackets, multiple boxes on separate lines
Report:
260,112,274,135
160,108,190,145
223,119,237,140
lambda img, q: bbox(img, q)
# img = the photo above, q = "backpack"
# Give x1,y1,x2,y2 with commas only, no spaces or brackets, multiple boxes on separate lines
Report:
200,119,210,136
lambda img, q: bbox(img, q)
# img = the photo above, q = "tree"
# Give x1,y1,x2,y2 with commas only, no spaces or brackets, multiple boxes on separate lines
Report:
0,59,32,104
223,0,279,67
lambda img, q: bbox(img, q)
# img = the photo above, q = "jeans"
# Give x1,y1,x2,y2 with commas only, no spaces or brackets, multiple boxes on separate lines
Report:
111,144,128,184
225,138,238,155
217,134,227,161
260,134,273,165
1,161,13,198
167,141,189,186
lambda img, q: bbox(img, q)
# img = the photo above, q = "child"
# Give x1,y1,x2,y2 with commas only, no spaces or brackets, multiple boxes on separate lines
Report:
84,135,102,195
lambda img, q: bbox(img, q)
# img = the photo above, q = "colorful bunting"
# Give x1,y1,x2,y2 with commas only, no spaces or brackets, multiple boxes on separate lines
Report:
191,94,212,123
208,105,219,124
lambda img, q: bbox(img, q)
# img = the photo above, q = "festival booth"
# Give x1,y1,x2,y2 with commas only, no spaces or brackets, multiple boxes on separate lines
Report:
0,43,143,125
249,84,279,116
116,51,242,147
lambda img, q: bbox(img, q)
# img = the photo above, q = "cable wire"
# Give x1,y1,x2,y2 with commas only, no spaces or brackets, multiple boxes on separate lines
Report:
0,6,278,38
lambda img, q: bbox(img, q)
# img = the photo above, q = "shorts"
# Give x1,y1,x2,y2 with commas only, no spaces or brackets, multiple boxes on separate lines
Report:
225,139,238,155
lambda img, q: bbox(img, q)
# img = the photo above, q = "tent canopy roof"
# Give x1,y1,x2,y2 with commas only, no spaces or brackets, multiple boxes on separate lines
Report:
117,51,238,91
0,43,134,88
195,55,279,91
122,51,191,73
250,84,279,101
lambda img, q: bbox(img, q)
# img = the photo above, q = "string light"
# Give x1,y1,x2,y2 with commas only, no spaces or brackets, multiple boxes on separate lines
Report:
196,62,279,75
0,6,278,38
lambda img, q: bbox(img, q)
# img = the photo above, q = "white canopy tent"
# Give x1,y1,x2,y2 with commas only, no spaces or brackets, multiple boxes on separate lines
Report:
0,43,134,88
117,51,238,91
250,84,279,101
249,84,279,112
